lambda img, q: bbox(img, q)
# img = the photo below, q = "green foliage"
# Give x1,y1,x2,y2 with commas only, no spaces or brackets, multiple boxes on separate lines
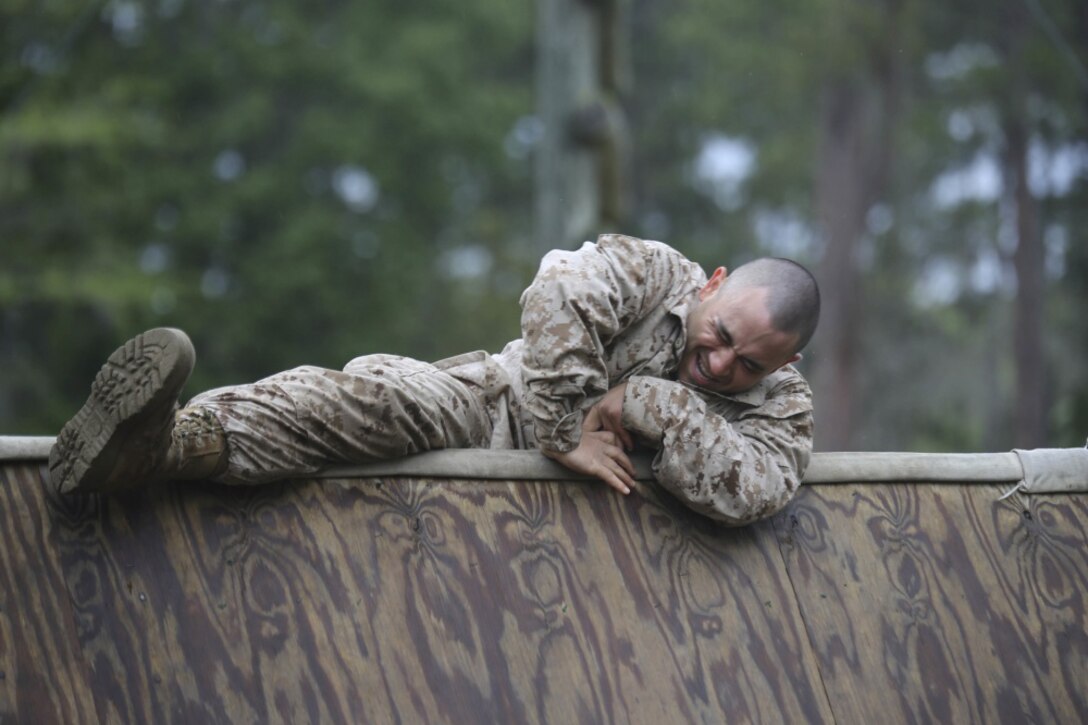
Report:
1,0,532,433
1,0,1085,452
630,0,1087,449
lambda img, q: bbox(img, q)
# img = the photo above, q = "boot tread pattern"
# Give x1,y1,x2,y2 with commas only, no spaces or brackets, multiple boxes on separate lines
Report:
48,329,193,494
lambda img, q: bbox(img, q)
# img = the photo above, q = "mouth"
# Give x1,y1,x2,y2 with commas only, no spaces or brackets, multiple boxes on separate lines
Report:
692,352,728,389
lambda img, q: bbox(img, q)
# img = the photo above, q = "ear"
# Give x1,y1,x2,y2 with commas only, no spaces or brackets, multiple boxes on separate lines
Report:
699,266,728,301
771,353,802,373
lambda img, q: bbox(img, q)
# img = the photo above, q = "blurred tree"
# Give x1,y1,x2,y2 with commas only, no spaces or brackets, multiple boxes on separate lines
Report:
810,0,908,451
2,0,1085,455
1,0,533,433
1000,0,1047,448
628,0,1086,451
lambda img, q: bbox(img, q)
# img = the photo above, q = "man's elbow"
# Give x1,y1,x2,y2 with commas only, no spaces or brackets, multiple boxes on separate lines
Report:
695,496,792,527
660,469,800,527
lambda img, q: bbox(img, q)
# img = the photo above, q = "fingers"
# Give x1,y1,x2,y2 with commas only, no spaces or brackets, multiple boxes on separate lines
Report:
585,429,617,446
612,446,636,478
601,424,634,452
595,446,636,495
585,394,636,451
593,410,634,451
599,470,631,495
548,430,637,496
596,464,634,495
581,430,636,487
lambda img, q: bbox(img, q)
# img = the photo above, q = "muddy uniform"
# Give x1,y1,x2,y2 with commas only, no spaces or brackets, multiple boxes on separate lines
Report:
190,234,814,525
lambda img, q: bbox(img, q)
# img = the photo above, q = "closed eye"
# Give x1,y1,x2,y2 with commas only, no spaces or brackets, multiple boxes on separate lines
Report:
741,358,763,374
715,319,765,374
715,320,733,347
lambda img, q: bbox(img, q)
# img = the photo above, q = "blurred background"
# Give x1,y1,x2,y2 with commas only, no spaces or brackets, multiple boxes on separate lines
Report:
1,0,1085,452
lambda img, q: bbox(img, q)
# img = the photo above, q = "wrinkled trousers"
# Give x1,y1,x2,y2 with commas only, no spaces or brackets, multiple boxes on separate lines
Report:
188,351,527,485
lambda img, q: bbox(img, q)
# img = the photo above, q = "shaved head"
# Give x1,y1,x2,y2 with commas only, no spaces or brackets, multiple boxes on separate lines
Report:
719,258,820,353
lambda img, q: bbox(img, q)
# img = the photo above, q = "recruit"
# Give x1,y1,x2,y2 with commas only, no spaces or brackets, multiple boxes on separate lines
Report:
50,234,820,526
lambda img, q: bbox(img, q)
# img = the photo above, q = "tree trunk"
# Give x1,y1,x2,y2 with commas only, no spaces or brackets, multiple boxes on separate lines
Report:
812,3,902,451
534,0,599,252
813,82,868,452
534,0,630,253
1002,1,1048,448
1009,124,1047,447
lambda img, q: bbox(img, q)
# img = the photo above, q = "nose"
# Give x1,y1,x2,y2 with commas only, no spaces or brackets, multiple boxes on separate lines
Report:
707,347,735,377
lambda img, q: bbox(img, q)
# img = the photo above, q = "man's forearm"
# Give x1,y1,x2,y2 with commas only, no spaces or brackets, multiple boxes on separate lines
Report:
621,376,813,525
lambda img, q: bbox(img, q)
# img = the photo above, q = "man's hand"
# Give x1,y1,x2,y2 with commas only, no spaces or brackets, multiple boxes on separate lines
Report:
542,382,637,495
542,430,637,494
583,382,633,451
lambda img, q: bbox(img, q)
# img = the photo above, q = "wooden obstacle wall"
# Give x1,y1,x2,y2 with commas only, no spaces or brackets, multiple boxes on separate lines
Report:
1,461,1086,723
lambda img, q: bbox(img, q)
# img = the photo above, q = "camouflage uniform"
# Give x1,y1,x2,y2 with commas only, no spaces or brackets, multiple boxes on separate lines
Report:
190,234,814,525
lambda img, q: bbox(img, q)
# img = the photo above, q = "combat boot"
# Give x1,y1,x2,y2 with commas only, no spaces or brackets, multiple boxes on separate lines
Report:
49,328,228,494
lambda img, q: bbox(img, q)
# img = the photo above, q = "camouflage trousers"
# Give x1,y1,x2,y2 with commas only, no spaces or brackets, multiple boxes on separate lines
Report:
188,350,529,485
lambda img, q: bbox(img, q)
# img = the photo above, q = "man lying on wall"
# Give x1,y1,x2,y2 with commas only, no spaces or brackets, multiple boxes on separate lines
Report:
50,233,820,526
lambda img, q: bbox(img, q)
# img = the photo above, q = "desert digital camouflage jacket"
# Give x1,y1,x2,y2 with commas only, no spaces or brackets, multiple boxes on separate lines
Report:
517,233,814,525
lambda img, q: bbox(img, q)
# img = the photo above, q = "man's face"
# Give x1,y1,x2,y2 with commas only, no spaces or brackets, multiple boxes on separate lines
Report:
678,267,801,395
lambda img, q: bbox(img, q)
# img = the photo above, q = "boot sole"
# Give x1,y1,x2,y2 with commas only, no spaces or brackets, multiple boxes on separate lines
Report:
48,328,196,495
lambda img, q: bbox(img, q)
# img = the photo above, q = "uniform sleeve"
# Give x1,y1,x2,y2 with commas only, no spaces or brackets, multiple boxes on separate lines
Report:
620,375,814,525
519,234,684,453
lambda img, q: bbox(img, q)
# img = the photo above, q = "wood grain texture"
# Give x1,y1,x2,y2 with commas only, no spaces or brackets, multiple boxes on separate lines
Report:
2,461,1085,724
0,464,97,725
2,463,830,724
773,484,1088,724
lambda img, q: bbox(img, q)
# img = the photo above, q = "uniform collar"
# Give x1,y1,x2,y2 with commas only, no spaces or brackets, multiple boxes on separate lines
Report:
665,273,704,354
667,270,705,323
724,376,774,406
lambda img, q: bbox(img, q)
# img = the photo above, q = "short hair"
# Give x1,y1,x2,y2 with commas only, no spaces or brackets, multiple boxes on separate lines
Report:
720,257,820,352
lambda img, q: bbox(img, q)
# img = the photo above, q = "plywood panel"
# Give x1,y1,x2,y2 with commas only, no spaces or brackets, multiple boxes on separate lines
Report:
773,483,1088,724
0,464,98,725
9,458,1084,725
2,464,833,724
